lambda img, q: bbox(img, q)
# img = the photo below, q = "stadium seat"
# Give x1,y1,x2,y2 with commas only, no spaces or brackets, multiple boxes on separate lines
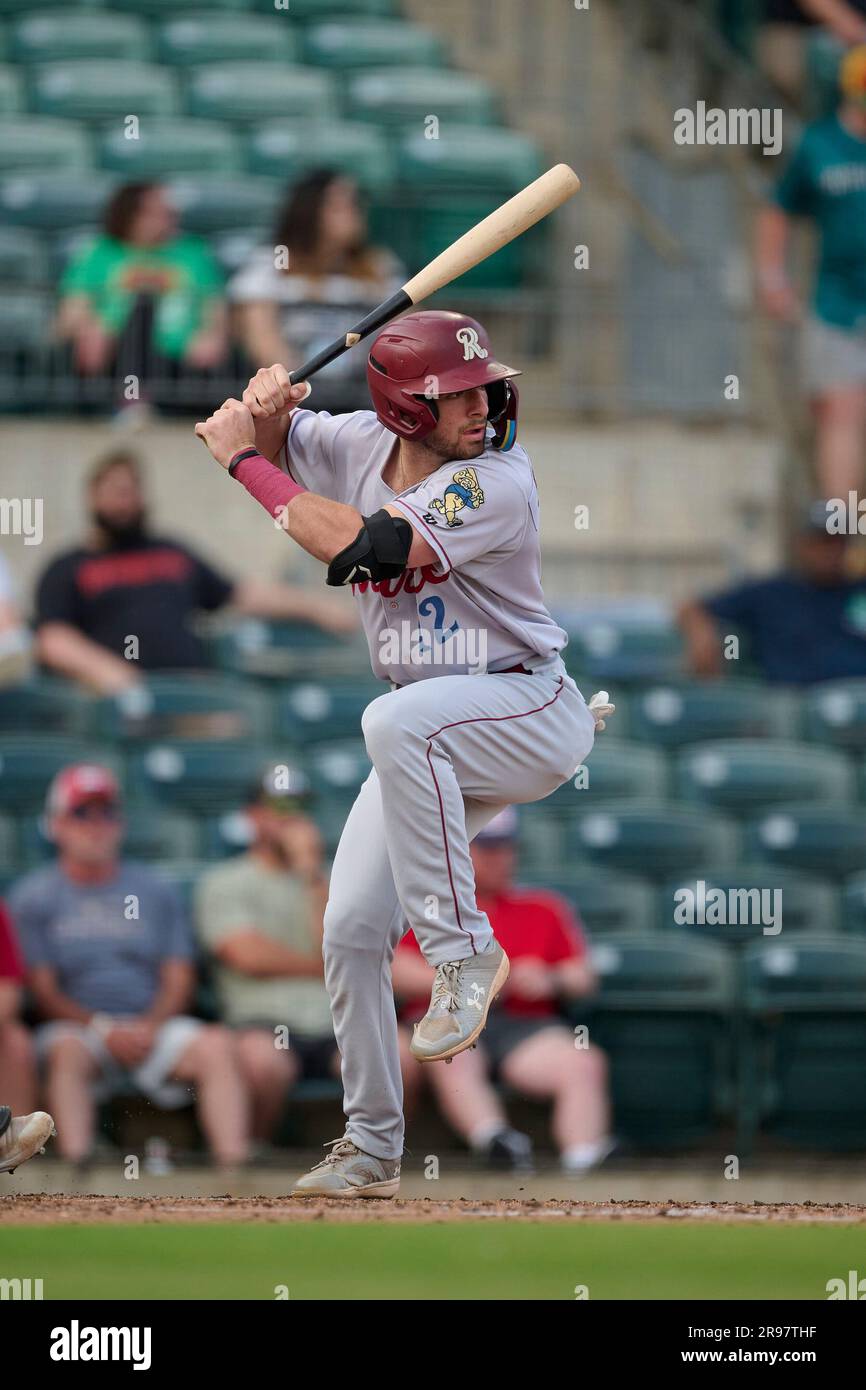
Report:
567,620,684,685
659,866,839,944
0,738,121,815
398,126,542,193
157,13,298,65
745,804,866,880
99,119,241,177
217,617,366,679
841,873,866,935
94,676,273,744
275,678,381,745
0,226,49,286
0,678,94,735
586,932,735,1145
0,67,22,114
0,173,114,227
0,119,90,173
303,738,371,799
186,64,336,124
345,68,497,129
541,739,668,807
31,61,179,121
0,289,53,350
517,867,657,937
802,679,866,751
675,739,854,815
302,19,445,71
111,0,251,13
631,680,797,748
200,809,255,860
166,176,280,233
566,803,740,881
741,936,866,1149
10,13,150,64
130,744,291,815
245,120,394,191
257,0,396,17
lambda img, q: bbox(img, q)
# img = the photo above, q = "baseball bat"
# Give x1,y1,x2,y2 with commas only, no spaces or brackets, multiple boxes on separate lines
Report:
286,162,581,385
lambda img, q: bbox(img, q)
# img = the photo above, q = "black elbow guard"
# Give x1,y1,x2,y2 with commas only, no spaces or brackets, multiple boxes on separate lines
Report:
326,508,413,587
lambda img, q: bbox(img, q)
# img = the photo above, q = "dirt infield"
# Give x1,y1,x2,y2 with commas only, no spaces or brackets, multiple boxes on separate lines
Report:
3,1194,866,1225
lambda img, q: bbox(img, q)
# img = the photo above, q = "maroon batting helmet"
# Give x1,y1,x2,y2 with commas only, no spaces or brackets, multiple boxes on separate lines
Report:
366,310,521,450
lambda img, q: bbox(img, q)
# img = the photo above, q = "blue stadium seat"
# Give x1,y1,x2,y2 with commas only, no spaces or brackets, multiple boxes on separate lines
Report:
186,64,336,123
803,679,866,751
675,739,854,814
632,680,797,748
256,0,396,16
746,804,866,880
398,126,543,193
566,803,740,881
0,813,18,870
217,617,366,679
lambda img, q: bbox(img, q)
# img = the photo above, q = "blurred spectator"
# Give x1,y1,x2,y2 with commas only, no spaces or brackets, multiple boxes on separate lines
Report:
0,552,31,687
679,502,866,682
229,169,402,410
55,182,228,408
34,449,353,694
757,2,866,105
194,766,336,1145
393,809,613,1175
757,44,866,496
0,900,37,1117
8,764,250,1167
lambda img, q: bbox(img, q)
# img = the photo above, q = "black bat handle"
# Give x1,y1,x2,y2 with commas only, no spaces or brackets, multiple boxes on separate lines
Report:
287,289,412,385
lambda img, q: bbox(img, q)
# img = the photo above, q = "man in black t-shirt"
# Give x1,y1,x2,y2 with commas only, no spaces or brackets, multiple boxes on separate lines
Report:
35,450,353,694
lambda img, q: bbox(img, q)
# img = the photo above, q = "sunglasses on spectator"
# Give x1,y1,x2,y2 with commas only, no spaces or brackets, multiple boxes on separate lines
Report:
68,802,122,822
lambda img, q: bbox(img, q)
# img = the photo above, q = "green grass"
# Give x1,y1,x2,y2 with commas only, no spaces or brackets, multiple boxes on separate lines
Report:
3,1222,866,1299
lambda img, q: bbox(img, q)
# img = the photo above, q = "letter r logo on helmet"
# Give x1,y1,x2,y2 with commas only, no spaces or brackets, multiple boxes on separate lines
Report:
456,327,488,362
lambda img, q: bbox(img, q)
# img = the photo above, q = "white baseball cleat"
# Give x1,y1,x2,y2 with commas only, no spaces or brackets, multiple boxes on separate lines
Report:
410,941,510,1063
292,1138,401,1198
0,1110,56,1174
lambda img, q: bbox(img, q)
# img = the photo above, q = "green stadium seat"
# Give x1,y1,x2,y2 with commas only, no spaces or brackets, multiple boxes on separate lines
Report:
99,118,240,177
675,739,854,815
541,739,668,808
302,18,445,71
398,125,542,192
303,738,371,799
255,0,395,17
0,118,90,173
201,809,255,860
130,743,284,814
112,0,251,13
0,678,93,735
19,806,201,866
566,803,740,881
568,620,684,684
0,226,49,286
345,68,496,129
31,61,179,121
659,867,839,944
741,936,866,1149
0,172,114,227
186,64,336,123
167,175,280,233
0,67,22,114
0,289,53,350
746,804,866,880
275,677,380,744
245,119,394,191
803,679,866,751
517,867,657,937
158,13,298,65
10,13,150,64
632,680,796,748
217,617,366,679
94,676,273,744
841,873,866,935
587,932,735,1145
0,738,121,815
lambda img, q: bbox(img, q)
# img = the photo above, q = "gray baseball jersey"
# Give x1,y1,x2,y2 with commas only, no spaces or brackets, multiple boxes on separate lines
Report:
278,409,567,684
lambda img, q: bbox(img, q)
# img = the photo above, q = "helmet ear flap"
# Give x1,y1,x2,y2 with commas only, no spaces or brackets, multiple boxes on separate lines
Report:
490,380,519,451
485,379,508,423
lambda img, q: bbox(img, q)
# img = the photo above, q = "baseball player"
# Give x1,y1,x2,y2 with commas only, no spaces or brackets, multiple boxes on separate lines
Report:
195,310,612,1197
0,1108,55,1174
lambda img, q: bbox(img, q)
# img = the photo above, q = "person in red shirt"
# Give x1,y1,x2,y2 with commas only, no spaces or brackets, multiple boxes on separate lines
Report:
0,899,37,1115
392,807,613,1173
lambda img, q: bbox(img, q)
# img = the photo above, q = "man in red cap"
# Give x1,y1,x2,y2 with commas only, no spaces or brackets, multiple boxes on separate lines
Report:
9,764,251,1167
195,312,612,1196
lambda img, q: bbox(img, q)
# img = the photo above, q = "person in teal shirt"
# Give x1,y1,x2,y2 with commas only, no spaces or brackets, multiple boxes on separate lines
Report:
56,182,228,405
757,44,866,498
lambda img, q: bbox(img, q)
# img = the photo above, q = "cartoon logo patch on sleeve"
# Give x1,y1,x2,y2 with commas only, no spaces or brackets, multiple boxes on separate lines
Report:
428,467,485,528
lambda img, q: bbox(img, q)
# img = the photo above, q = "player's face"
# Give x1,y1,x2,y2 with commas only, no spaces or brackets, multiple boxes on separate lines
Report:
52,800,124,867
426,387,489,461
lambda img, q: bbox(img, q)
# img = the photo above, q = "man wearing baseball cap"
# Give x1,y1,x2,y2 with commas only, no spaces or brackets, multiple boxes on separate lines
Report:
195,763,338,1147
9,764,250,1167
393,808,614,1176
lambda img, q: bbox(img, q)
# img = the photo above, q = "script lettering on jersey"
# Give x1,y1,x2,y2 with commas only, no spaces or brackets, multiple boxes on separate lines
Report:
351,564,449,598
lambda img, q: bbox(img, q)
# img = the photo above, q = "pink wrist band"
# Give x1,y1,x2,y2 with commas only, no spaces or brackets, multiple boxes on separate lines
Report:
229,448,306,519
